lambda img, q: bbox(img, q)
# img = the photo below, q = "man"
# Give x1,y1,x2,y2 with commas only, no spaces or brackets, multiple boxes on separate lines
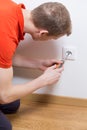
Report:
0,0,71,130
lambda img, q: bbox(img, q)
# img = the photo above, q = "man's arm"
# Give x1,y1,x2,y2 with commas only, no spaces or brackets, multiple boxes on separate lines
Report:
13,54,63,70
0,65,63,104
0,67,45,104
13,54,42,69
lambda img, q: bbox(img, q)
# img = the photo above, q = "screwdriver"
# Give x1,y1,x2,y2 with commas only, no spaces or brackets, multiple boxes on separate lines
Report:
56,51,72,68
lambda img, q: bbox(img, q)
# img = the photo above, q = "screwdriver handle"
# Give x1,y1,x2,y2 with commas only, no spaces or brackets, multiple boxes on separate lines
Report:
55,60,64,68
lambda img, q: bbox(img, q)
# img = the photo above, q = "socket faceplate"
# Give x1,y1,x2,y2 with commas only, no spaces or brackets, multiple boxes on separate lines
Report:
62,46,77,60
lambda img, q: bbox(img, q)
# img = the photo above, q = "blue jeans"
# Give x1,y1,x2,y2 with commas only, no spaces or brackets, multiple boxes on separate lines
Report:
0,100,20,130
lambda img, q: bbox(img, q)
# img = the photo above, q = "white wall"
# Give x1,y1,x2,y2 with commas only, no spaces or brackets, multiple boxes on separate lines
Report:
13,0,87,98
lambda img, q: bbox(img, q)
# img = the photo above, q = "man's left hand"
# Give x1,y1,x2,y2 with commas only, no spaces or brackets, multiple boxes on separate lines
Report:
38,59,63,71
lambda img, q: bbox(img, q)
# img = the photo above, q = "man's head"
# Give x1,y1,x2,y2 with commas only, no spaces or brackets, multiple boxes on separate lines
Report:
26,2,72,40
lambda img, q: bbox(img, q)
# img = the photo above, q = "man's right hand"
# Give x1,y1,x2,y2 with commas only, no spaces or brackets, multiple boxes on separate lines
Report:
40,64,64,86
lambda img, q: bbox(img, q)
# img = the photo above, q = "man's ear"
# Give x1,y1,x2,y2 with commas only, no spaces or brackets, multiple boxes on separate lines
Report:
39,30,48,37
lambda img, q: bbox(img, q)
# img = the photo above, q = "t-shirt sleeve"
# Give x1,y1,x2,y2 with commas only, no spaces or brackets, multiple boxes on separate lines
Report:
0,35,17,68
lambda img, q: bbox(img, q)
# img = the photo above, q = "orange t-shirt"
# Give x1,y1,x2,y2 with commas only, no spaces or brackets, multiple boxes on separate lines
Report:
0,0,25,68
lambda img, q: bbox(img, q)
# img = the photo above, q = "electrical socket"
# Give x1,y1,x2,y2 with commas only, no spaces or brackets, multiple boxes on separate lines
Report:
62,46,77,60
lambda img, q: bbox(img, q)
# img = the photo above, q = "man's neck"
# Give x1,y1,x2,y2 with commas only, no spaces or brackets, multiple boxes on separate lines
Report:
22,9,31,33
22,9,39,36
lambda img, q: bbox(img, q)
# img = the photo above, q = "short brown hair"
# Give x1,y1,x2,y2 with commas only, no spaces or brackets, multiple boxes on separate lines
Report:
31,2,72,37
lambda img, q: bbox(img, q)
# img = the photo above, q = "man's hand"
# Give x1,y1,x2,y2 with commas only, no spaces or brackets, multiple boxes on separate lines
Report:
39,64,64,86
38,59,63,71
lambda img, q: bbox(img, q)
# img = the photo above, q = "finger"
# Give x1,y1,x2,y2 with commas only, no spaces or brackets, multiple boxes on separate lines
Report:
56,67,64,73
51,60,63,67
49,64,57,69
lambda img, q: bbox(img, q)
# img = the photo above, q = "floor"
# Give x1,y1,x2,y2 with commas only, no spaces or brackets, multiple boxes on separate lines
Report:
7,98,87,130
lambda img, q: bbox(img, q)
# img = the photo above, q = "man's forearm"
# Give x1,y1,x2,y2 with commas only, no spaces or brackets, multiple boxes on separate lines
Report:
13,54,39,69
1,76,46,104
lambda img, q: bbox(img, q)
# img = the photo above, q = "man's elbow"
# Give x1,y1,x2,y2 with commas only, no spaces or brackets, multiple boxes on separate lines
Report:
0,91,10,104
